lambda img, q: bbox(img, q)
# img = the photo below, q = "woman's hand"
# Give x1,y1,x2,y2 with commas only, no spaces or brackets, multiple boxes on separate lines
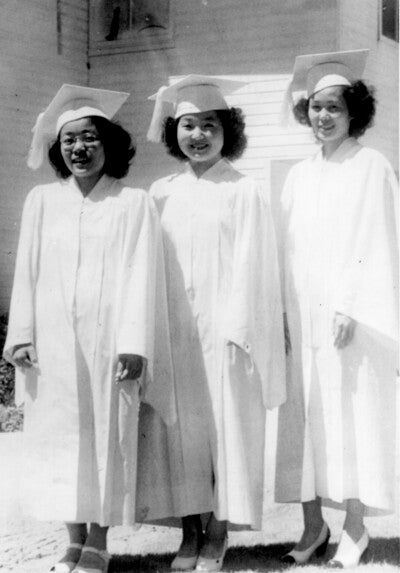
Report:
115,354,144,382
332,312,356,349
6,343,38,370
284,313,291,355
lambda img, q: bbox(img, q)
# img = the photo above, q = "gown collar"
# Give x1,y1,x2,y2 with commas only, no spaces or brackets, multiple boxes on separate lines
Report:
317,137,361,164
63,174,117,201
184,158,233,181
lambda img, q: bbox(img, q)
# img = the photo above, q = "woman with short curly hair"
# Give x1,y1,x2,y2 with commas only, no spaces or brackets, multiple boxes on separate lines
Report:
144,75,285,572
48,115,135,179
162,107,247,161
276,50,398,569
3,84,175,573
292,79,376,138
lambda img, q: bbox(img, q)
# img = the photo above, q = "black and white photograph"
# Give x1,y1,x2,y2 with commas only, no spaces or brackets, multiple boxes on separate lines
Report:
0,1,398,572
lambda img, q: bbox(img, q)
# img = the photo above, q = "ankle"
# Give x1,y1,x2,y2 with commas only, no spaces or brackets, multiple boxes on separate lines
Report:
66,523,87,546
205,517,227,541
342,523,365,543
76,547,109,570
85,524,108,552
58,545,82,565
306,519,325,535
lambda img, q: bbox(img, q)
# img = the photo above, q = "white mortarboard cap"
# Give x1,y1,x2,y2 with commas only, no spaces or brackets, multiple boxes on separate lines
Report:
280,49,369,126
292,49,369,97
28,84,129,170
147,74,246,143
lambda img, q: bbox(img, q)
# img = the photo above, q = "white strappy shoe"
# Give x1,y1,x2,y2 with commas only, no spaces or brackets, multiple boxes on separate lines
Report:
50,543,83,573
327,528,369,568
281,522,331,564
71,547,110,573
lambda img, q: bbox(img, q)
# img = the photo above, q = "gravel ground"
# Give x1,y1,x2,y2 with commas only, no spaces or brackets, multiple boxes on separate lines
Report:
1,506,398,573
1,420,398,573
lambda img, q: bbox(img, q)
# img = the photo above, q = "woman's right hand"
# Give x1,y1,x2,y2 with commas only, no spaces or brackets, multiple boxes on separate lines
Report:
6,344,38,370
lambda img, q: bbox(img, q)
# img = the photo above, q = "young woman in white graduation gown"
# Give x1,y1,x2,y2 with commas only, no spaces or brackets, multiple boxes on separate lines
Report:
143,75,286,572
3,85,175,573
275,50,398,568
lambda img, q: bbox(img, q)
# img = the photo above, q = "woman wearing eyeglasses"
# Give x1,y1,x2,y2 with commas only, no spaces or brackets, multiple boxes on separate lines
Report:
3,85,175,573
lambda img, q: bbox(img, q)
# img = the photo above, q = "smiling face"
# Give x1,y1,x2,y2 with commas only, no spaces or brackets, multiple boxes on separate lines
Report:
176,111,224,172
308,86,351,153
60,117,105,190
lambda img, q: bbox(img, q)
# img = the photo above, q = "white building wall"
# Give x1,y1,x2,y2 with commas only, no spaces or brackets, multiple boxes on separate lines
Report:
1,0,398,312
89,0,338,190
338,0,398,170
0,0,88,312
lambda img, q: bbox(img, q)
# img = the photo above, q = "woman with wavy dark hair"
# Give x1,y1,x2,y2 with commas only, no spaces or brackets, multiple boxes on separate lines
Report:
276,50,398,568
3,84,175,573
144,75,286,572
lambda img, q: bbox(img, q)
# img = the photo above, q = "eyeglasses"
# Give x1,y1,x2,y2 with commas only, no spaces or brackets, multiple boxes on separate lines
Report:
60,134,101,150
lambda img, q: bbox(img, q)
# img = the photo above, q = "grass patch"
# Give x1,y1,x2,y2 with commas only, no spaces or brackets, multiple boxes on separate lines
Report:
107,538,400,572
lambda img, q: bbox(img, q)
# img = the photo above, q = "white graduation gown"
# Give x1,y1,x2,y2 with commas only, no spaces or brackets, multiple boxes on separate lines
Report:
4,175,175,525
141,159,285,529
275,138,398,515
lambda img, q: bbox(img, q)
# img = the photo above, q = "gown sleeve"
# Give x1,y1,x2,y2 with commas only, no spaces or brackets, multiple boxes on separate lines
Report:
115,191,176,425
333,153,399,344
3,187,43,357
222,181,286,409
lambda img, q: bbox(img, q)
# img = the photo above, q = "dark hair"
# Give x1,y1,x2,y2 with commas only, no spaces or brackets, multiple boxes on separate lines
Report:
292,80,376,138
48,116,136,179
163,107,247,161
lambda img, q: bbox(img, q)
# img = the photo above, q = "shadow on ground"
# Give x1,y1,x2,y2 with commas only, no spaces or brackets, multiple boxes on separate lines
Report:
109,537,400,572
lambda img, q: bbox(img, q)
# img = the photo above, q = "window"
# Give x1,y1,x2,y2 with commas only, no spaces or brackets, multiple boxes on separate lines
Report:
381,0,399,42
89,0,174,56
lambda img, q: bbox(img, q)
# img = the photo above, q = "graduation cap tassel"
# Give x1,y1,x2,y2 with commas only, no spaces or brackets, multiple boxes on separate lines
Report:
279,80,295,128
27,112,46,170
146,85,170,143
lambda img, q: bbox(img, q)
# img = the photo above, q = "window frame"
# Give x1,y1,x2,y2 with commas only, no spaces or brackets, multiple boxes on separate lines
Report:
379,0,399,43
88,0,174,57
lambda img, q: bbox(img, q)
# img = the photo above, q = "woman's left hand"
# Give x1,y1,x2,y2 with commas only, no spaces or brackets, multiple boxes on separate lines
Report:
115,354,144,382
332,312,356,349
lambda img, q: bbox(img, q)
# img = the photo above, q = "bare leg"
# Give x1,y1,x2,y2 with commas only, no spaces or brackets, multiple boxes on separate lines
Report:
343,499,365,542
176,514,203,558
66,523,88,545
54,523,87,566
294,498,325,551
200,513,227,559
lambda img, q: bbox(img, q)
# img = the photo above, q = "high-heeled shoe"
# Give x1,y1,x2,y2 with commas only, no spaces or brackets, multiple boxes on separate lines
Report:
71,547,110,573
327,528,369,568
171,527,204,570
196,536,228,572
281,522,330,564
50,543,83,573
171,553,199,571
